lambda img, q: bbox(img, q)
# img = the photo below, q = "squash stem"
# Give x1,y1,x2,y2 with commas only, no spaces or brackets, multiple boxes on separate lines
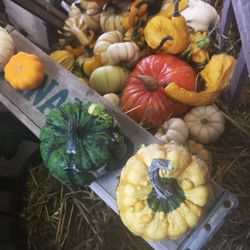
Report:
136,75,158,91
149,159,174,200
66,119,77,155
154,36,173,51
173,0,180,17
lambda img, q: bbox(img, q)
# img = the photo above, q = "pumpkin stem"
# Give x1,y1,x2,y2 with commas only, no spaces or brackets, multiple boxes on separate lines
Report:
66,119,77,154
173,0,180,17
149,159,174,200
136,75,158,91
64,119,80,173
154,36,173,51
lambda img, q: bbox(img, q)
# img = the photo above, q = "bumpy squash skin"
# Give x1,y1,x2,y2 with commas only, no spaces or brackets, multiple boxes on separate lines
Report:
40,102,127,186
116,143,213,241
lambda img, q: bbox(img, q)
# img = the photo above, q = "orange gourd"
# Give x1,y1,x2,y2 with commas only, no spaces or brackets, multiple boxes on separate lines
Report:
4,52,45,90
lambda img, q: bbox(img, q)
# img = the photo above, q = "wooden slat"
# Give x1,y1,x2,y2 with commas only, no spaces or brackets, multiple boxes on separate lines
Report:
232,0,250,73
0,28,238,250
219,0,234,36
228,48,248,105
10,0,65,30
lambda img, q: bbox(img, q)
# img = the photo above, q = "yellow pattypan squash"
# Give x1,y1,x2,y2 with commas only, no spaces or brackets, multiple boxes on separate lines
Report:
4,52,44,90
117,143,213,241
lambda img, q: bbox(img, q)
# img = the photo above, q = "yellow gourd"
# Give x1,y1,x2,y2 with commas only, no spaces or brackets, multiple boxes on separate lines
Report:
50,50,75,70
164,54,236,106
144,0,189,54
4,52,44,90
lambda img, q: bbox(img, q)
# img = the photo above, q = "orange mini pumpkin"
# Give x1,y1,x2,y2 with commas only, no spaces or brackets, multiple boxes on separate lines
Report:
4,52,45,90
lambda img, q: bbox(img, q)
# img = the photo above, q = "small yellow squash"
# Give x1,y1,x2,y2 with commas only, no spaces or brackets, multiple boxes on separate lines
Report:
4,52,44,90
117,143,213,241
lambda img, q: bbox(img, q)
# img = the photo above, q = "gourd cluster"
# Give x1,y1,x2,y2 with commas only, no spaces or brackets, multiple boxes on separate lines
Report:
50,0,235,145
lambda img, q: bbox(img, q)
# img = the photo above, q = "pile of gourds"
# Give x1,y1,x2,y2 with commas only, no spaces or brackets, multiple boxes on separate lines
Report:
0,0,238,243
50,0,235,132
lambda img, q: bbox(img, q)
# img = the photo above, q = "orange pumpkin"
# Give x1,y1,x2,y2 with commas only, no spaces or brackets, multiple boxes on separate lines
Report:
4,52,45,90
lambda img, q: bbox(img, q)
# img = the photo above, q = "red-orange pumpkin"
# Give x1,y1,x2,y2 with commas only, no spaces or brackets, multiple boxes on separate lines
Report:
120,54,196,129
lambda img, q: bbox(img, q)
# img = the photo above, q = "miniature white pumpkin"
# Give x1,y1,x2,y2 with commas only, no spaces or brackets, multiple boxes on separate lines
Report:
106,42,140,66
181,0,220,31
94,31,124,64
0,27,15,71
154,118,189,144
103,93,120,107
184,105,225,144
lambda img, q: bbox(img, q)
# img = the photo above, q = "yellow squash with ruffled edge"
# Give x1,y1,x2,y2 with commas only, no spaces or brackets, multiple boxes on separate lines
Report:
164,54,236,106
116,143,213,241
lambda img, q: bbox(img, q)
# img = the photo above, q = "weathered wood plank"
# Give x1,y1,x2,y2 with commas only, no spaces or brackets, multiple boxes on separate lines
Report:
228,48,248,105
0,29,238,250
232,0,250,73
3,0,50,49
219,0,234,36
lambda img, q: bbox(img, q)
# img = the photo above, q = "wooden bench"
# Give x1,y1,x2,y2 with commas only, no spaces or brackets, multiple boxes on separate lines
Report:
0,26,238,250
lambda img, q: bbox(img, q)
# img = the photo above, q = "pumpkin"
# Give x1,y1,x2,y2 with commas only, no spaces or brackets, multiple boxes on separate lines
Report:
50,50,75,70
144,0,189,54
40,101,127,186
4,52,44,90
103,93,120,107
186,140,212,168
106,42,140,66
164,54,236,106
117,143,213,241
154,118,189,144
0,27,15,72
184,105,225,144
94,31,124,64
90,65,129,94
120,54,197,129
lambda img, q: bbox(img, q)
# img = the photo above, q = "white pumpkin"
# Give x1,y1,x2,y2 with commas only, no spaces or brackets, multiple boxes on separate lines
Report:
154,118,189,144
103,93,120,107
184,105,225,144
181,0,220,31
106,42,140,66
94,31,124,64
0,27,15,71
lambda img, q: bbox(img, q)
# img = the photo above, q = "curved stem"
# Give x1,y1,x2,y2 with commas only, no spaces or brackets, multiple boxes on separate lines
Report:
149,159,174,200
173,0,180,17
154,36,173,51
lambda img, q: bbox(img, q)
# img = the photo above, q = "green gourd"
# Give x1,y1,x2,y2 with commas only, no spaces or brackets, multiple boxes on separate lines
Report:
40,101,128,186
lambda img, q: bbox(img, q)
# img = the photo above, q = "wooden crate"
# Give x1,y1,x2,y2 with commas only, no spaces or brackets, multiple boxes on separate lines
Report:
0,26,238,250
